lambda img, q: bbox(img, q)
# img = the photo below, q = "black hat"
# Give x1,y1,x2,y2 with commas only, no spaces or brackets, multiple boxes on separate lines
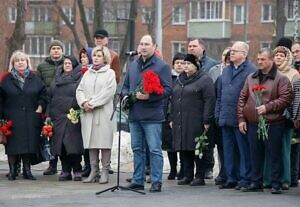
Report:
172,53,186,66
94,29,109,38
64,56,79,68
276,37,293,50
184,54,200,70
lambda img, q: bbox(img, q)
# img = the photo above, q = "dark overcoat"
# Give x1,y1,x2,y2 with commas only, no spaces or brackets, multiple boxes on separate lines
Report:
0,72,47,155
171,70,215,151
48,65,84,156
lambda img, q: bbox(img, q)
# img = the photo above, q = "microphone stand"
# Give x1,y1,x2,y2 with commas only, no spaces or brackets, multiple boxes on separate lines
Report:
96,55,145,196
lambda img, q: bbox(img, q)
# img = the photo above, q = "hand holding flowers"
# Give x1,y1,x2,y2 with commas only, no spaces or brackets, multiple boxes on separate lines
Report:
41,120,53,139
0,119,13,144
67,108,83,124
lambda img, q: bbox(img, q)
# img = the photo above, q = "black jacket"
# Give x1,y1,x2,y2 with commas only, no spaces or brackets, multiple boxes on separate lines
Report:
171,70,215,151
47,65,84,156
0,72,47,155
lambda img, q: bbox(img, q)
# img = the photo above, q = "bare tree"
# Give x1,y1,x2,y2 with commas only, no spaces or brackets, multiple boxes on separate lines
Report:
274,0,287,45
93,0,104,32
77,0,93,47
54,1,83,51
7,0,26,63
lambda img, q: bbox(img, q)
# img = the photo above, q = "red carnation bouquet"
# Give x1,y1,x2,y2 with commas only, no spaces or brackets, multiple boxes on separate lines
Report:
131,70,164,102
252,85,268,141
41,120,53,140
0,119,13,145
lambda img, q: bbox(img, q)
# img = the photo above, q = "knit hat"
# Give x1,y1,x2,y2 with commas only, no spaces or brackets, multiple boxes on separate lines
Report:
49,40,64,52
276,37,293,51
172,52,186,66
184,54,200,70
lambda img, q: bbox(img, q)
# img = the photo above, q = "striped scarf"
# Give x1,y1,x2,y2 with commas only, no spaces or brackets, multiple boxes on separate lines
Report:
10,67,30,89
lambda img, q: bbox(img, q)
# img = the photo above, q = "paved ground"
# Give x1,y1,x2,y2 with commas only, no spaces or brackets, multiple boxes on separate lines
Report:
0,161,299,207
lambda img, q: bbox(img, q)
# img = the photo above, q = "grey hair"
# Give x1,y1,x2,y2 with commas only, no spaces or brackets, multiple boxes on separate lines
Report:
258,47,274,59
233,41,249,56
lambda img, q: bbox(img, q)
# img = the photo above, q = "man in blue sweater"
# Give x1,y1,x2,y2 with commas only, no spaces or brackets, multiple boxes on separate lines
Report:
122,35,172,192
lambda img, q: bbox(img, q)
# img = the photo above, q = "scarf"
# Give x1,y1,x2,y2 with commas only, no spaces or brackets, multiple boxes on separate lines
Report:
10,67,30,89
91,64,105,71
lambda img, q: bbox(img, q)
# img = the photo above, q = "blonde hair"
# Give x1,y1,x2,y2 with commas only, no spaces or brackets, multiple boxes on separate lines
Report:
8,50,32,72
92,46,111,64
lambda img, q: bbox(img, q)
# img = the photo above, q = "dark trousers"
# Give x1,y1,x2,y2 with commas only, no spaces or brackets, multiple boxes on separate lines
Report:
213,123,226,180
222,126,251,186
181,151,196,180
291,143,299,184
59,145,82,173
167,151,184,173
248,123,284,189
202,125,215,172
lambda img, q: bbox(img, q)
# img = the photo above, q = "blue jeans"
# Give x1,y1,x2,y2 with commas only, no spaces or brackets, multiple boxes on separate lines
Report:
222,126,251,186
129,122,163,185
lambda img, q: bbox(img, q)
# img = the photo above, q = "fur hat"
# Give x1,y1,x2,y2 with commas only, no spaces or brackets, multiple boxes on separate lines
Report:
49,40,64,52
276,37,293,51
184,54,200,70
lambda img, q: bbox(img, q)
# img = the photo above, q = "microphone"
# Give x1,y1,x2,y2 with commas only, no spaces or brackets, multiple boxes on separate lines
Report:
125,50,138,56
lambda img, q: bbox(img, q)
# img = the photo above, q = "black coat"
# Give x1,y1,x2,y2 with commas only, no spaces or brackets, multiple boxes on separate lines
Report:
170,70,215,151
47,65,84,156
0,72,47,155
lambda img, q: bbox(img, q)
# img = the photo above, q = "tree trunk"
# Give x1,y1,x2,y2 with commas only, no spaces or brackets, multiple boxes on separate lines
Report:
55,3,83,52
77,0,93,47
274,0,287,45
93,0,104,33
7,0,26,67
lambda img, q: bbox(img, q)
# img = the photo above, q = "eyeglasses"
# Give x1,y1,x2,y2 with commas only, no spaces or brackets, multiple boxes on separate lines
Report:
230,49,245,54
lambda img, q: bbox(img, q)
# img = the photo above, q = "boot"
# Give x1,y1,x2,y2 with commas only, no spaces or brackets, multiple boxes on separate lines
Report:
82,150,91,177
167,152,177,180
8,163,16,181
83,149,99,183
99,149,110,184
22,155,36,180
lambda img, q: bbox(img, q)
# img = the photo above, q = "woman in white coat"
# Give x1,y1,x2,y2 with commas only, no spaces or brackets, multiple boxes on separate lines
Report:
76,46,117,184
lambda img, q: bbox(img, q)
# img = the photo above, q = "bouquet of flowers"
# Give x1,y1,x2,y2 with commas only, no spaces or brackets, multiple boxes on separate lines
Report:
67,108,83,124
0,119,13,144
195,130,208,159
252,85,268,141
123,70,164,109
41,120,53,139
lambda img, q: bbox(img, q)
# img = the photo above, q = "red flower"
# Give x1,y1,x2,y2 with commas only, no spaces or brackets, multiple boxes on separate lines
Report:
0,119,13,138
141,70,164,95
252,85,266,92
81,67,88,74
6,120,13,127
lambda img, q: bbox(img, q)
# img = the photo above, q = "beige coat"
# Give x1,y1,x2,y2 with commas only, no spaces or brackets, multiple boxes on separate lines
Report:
76,65,117,149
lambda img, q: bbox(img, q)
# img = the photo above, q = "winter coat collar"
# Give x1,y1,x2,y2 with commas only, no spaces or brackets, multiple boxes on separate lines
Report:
177,69,205,86
45,56,65,66
88,64,110,73
252,63,277,82
55,64,82,86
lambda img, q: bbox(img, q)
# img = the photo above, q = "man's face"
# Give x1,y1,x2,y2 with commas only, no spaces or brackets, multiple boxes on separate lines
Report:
94,36,109,47
292,43,300,62
257,51,273,71
138,35,155,59
188,39,204,59
230,43,246,65
50,46,63,59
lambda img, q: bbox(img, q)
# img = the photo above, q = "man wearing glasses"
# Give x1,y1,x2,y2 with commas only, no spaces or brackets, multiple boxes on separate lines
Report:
215,41,257,190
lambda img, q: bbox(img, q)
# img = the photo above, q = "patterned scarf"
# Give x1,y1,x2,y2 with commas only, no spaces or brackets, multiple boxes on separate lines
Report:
91,64,105,71
10,67,30,89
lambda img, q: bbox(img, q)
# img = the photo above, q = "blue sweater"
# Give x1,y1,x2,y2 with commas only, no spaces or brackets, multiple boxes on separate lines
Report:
215,59,257,127
122,55,172,122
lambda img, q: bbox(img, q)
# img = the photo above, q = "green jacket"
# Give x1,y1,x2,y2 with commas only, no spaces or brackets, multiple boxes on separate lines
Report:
36,56,65,89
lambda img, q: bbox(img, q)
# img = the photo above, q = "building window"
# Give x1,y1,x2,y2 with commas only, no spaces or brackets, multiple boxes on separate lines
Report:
142,7,152,24
233,5,247,24
85,7,94,23
117,2,130,19
32,7,52,22
8,7,17,23
27,36,53,57
261,4,273,22
172,42,186,58
108,40,120,54
190,0,223,20
260,42,272,49
64,42,73,56
62,7,74,24
287,0,300,19
172,5,186,25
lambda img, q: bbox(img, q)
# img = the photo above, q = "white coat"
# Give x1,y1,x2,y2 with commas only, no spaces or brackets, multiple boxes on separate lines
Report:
76,65,117,149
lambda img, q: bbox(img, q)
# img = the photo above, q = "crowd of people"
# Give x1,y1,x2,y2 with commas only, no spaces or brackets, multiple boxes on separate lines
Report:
0,30,300,195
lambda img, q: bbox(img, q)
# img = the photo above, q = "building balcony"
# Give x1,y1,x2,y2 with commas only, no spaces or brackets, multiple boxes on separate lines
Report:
187,19,231,39
25,21,57,35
